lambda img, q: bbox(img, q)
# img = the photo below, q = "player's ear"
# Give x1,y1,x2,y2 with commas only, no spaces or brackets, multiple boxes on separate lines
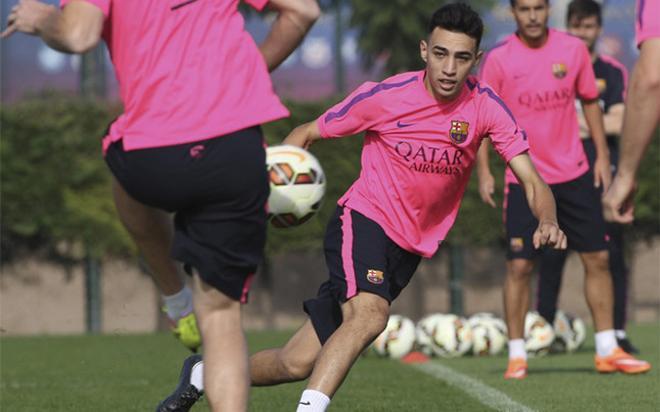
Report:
420,40,428,63
475,50,484,66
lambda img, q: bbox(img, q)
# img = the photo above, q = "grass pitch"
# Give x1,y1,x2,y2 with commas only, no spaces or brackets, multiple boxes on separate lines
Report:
1,324,658,411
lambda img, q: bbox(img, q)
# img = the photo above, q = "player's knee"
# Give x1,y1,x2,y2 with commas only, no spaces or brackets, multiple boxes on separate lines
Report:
582,250,610,275
345,303,389,341
507,260,533,281
279,353,313,381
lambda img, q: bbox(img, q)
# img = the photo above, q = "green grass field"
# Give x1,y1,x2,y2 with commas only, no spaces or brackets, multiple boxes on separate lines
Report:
2,324,659,411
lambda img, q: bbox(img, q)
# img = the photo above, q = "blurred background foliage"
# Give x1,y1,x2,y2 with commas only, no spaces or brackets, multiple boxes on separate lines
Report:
2,93,657,262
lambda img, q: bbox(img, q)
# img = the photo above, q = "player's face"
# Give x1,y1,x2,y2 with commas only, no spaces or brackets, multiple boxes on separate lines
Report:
511,0,550,42
567,15,601,52
420,28,482,101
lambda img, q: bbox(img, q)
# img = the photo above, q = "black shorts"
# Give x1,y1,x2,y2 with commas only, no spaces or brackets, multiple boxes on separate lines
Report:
105,126,269,303
303,206,421,344
505,171,608,260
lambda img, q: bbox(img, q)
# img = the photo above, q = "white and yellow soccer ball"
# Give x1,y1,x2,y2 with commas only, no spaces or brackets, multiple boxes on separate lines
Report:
524,311,555,357
266,145,326,228
553,310,587,353
416,313,472,358
372,315,416,359
468,314,507,356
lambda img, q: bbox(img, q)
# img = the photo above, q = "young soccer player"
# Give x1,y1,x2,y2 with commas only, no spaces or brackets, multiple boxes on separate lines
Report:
477,0,650,379
602,0,660,223
157,4,567,411
2,0,319,410
537,0,638,354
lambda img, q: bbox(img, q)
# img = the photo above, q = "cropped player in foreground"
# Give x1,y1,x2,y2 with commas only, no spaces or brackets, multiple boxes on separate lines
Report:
157,4,566,411
477,0,650,379
538,0,638,354
602,0,660,223
2,0,319,410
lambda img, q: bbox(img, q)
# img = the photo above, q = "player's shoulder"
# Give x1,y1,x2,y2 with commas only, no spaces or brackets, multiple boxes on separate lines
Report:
597,54,628,76
465,77,512,113
351,71,421,100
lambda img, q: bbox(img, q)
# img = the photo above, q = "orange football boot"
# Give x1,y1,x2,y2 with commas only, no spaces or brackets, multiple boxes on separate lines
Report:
595,347,651,374
504,358,528,380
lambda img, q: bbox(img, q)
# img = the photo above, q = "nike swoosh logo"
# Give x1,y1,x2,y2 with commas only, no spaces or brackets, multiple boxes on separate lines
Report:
299,401,311,406
397,121,414,128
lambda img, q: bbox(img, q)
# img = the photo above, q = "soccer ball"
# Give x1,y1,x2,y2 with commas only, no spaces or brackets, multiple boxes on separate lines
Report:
524,311,555,357
416,314,472,358
266,145,326,228
553,310,587,353
372,315,416,359
468,314,507,356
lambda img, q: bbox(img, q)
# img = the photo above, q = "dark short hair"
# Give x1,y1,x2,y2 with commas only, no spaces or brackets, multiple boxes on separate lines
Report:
428,3,484,49
566,0,602,26
510,0,550,7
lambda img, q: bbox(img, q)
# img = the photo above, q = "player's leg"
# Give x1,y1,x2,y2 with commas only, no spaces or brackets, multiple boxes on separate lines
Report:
502,183,538,379
156,320,322,412
250,319,322,386
300,291,389,409
106,144,199,351
536,248,568,324
192,273,249,411
556,172,649,374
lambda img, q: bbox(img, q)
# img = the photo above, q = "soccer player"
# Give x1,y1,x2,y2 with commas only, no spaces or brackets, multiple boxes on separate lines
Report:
157,4,566,411
477,0,651,379
602,0,660,223
537,0,639,354
2,0,319,410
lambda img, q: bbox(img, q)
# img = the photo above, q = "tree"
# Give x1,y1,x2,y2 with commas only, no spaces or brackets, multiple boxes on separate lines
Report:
349,0,495,76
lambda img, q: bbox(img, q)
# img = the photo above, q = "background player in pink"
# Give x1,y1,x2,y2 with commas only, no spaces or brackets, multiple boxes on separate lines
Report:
602,0,660,223
538,0,639,355
156,4,566,411
1,0,319,410
477,0,650,379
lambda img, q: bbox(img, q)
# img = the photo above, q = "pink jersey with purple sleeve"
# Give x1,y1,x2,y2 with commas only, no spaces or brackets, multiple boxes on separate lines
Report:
317,72,528,257
636,0,660,47
480,29,599,185
60,0,288,151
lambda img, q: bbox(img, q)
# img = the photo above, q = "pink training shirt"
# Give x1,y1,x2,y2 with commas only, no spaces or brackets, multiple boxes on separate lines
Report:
317,71,529,257
61,0,289,151
480,29,599,185
636,0,660,47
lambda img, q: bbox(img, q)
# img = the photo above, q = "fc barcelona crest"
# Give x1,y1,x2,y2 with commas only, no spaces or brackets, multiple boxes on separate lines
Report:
367,269,384,285
552,63,568,79
449,120,469,144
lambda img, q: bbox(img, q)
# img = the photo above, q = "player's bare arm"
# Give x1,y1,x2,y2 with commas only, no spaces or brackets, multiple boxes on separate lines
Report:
603,103,625,136
508,154,567,250
603,38,660,224
282,121,322,149
476,140,497,208
260,0,320,72
1,0,103,53
581,98,612,190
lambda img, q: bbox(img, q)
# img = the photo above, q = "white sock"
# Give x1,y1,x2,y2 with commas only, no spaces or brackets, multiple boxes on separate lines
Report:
162,286,193,321
296,389,331,412
615,329,626,339
508,339,527,360
595,330,618,357
190,361,204,391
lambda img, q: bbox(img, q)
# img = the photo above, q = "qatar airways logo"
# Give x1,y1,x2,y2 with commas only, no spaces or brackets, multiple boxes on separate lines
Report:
395,141,465,176
518,87,573,111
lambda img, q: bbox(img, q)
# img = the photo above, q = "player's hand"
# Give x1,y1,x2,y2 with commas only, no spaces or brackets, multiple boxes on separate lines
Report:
477,171,497,208
602,173,636,224
1,0,56,39
282,122,320,150
593,155,612,191
533,220,567,250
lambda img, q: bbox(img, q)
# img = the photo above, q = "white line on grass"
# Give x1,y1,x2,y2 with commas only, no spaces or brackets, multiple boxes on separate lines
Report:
413,362,537,412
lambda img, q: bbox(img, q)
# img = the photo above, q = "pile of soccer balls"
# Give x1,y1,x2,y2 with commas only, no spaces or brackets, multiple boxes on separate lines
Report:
371,311,586,359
